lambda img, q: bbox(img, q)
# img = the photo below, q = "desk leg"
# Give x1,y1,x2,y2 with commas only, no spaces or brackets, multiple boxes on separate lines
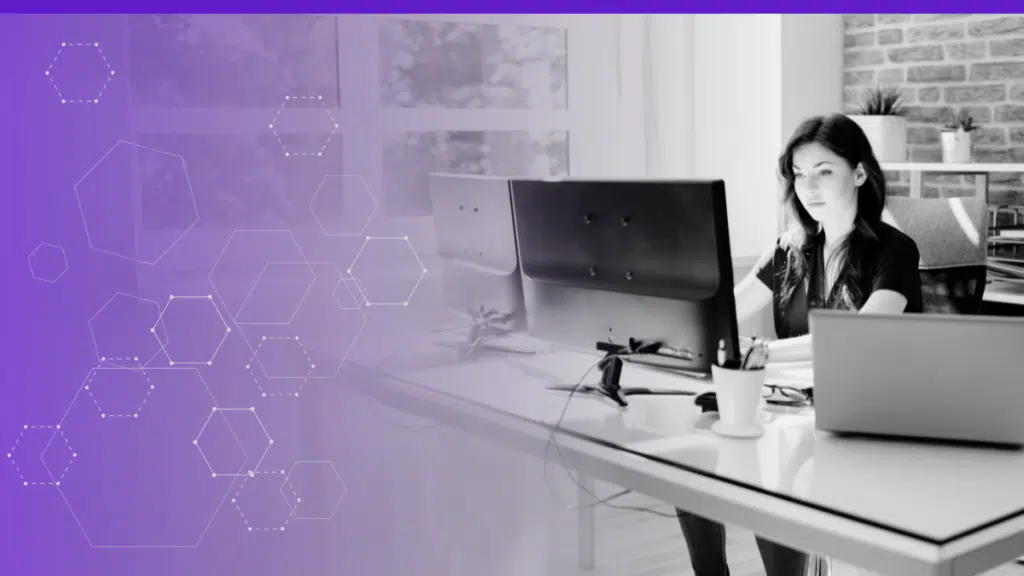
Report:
577,474,596,571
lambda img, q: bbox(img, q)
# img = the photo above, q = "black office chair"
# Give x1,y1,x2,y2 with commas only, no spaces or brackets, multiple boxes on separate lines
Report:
883,196,989,315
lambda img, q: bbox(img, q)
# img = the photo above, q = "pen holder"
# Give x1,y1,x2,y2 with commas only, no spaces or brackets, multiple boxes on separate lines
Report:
711,364,766,428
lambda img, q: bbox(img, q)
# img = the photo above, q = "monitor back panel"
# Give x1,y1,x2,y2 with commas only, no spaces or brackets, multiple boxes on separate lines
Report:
428,173,526,327
811,310,1024,445
509,178,740,372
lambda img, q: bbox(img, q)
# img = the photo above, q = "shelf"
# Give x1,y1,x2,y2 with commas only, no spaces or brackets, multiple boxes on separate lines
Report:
881,162,1024,173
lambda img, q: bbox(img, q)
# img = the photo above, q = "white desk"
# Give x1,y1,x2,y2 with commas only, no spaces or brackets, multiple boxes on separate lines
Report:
345,335,1024,576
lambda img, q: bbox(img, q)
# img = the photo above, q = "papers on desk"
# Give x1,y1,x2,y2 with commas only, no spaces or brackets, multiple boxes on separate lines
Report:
764,361,814,389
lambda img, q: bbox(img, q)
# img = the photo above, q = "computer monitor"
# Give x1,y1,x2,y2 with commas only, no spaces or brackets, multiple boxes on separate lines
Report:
508,178,741,403
427,172,532,359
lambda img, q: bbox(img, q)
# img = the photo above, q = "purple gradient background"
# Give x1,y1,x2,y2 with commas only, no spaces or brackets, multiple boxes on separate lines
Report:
0,13,571,576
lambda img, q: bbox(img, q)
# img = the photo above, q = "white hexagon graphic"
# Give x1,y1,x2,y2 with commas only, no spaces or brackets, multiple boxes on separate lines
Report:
88,292,165,368
9,424,76,487
28,242,68,283
309,174,378,237
151,295,231,366
234,262,366,398
232,469,293,533
74,141,199,266
45,41,116,104
208,230,316,326
201,407,274,478
269,95,338,157
347,236,428,306
80,367,156,420
44,367,237,547
193,408,251,478
280,460,348,520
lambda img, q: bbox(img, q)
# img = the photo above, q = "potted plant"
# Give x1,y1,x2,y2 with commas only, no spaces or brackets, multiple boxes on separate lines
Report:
941,108,977,164
847,85,908,163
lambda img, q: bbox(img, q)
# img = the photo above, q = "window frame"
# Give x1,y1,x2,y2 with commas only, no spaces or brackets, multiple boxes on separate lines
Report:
126,14,639,270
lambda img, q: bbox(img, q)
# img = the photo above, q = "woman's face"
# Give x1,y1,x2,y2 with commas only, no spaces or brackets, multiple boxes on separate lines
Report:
791,142,864,223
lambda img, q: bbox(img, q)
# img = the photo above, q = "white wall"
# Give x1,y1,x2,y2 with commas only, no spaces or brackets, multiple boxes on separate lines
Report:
779,15,846,231
693,15,784,259
642,14,844,258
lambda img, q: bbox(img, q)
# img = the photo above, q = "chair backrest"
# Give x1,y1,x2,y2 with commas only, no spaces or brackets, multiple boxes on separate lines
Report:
882,196,989,315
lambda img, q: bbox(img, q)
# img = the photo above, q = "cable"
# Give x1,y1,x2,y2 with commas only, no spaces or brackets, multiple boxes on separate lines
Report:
542,351,680,519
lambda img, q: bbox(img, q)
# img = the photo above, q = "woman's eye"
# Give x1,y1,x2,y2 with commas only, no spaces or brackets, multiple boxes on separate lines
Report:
819,170,832,176
794,173,805,179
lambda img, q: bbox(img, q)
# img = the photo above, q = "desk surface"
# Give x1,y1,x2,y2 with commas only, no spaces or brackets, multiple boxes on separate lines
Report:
350,331,1024,576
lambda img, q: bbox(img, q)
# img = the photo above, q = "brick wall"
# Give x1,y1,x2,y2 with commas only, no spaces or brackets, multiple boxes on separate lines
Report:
842,14,1024,211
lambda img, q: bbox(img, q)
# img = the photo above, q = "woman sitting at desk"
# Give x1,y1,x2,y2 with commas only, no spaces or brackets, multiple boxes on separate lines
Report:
675,113,924,575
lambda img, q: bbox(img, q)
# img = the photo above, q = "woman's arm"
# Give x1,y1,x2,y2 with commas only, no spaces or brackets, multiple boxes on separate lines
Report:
734,267,774,327
766,290,910,363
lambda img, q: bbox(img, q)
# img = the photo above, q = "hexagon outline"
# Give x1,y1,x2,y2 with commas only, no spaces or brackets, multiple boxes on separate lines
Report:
42,367,237,548
7,424,74,487
268,95,339,157
209,407,274,477
87,291,165,368
279,460,348,521
207,229,317,326
73,140,200,266
193,407,250,478
234,261,316,327
308,173,378,237
28,242,69,283
151,295,231,366
45,41,116,104
232,469,292,533
346,236,428,307
239,261,366,383
80,366,157,420
332,265,363,311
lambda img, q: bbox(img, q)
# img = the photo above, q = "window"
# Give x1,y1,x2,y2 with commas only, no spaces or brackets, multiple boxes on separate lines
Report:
124,14,631,269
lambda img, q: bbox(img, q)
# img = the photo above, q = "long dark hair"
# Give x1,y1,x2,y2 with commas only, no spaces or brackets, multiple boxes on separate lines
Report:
776,113,888,312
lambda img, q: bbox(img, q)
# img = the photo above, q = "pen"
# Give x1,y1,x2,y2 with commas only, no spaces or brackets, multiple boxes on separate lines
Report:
740,336,756,369
717,339,726,367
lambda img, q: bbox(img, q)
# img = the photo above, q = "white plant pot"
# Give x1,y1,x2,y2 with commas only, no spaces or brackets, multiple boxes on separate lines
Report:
848,115,907,163
940,129,974,164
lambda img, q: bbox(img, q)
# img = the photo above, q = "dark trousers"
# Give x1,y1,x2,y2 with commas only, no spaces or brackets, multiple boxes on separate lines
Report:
676,509,809,576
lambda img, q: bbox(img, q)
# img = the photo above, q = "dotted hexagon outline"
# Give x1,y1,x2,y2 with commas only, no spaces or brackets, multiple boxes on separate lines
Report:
240,262,367,390
42,367,238,548
45,41,116,104
268,95,339,157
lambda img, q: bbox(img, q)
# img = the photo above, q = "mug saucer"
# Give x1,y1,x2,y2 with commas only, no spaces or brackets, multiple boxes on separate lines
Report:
711,419,764,439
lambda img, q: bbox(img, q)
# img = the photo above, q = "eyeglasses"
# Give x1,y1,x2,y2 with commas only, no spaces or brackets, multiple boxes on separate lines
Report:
762,384,812,407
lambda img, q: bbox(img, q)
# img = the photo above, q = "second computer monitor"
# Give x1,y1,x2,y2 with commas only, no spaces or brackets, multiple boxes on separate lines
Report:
428,172,527,331
508,178,741,373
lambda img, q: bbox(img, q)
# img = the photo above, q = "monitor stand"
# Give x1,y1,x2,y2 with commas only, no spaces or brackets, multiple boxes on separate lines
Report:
546,339,705,407
434,306,538,361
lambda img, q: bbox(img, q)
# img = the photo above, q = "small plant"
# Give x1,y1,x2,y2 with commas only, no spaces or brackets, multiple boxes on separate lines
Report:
944,108,978,132
853,85,906,116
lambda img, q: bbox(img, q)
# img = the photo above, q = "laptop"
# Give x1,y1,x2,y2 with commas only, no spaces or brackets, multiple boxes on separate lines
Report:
809,309,1024,446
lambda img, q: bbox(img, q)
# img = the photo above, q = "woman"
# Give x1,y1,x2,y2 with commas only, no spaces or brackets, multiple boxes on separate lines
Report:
676,113,924,576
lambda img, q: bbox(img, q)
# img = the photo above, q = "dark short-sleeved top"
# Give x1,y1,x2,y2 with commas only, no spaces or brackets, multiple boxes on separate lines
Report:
753,222,923,339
